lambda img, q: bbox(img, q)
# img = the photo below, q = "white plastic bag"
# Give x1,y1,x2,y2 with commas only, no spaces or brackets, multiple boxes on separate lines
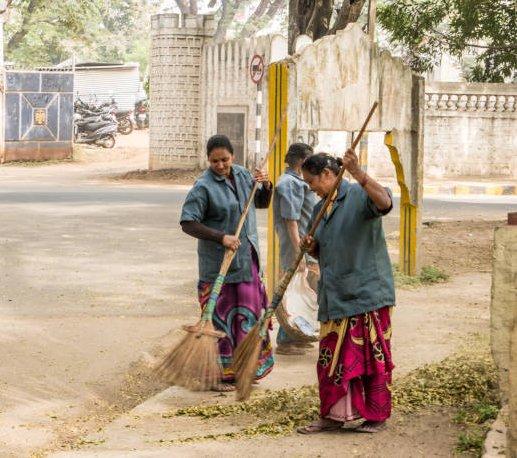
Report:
282,270,319,339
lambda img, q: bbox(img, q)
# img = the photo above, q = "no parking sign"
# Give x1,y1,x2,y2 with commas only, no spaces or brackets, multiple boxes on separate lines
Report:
249,54,264,84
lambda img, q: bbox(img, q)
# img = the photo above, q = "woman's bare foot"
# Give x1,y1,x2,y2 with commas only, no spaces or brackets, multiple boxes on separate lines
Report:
355,421,386,433
211,383,236,392
297,418,343,434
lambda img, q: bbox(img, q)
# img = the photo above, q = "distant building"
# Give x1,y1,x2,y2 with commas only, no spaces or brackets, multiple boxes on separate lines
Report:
72,62,144,111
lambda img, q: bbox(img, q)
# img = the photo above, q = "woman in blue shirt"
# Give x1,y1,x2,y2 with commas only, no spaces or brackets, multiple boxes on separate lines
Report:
180,135,274,392
297,151,395,434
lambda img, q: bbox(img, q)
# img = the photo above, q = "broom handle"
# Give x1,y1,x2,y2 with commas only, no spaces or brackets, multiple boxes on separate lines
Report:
201,108,288,321
259,101,378,332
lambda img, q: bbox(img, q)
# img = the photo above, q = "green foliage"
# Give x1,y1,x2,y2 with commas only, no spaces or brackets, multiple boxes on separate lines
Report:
377,0,516,82
393,264,449,288
4,0,157,71
392,345,498,413
456,432,485,454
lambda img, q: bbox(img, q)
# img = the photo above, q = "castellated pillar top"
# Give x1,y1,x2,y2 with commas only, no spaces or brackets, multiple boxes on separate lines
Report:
151,13,216,37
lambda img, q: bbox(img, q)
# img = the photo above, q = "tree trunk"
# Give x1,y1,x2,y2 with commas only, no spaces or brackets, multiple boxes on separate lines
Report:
214,0,243,42
174,0,190,14
189,0,198,15
288,0,367,54
330,0,366,33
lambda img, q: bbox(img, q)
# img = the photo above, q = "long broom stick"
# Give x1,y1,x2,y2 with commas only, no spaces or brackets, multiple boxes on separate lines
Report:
234,101,379,401
155,108,288,391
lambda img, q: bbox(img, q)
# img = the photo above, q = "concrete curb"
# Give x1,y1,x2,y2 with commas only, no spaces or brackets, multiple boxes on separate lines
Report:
483,405,508,457
384,182,517,197
424,184,517,196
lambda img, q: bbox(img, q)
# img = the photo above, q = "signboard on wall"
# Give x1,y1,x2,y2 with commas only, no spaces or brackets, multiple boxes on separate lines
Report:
217,111,246,166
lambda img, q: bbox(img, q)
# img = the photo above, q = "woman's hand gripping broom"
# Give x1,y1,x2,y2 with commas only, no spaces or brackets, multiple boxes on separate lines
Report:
234,102,379,401
155,109,288,391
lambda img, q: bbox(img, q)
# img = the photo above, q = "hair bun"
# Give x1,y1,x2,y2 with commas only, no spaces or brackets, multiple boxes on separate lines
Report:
335,157,344,167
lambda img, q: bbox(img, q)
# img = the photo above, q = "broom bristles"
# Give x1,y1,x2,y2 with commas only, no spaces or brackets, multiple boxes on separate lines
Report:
234,321,263,401
155,320,223,391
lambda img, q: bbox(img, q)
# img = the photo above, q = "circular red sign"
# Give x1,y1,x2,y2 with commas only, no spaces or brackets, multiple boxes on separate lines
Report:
249,54,264,84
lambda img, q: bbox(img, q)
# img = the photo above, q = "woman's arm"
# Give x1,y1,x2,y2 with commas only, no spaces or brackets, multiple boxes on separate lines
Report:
342,149,392,211
253,169,272,208
180,221,224,242
181,221,241,251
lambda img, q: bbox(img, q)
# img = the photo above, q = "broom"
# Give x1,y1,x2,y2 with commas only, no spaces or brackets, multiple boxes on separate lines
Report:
155,108,288,391
234,101,379,401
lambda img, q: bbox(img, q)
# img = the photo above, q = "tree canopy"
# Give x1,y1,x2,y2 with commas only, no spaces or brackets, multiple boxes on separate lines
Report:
377,0,516,82
4,0,156,72
2,0,515,82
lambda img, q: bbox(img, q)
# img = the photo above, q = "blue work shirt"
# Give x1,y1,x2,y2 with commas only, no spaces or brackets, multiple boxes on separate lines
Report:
312,180,395,321
273,168,318,270
180,164,270,283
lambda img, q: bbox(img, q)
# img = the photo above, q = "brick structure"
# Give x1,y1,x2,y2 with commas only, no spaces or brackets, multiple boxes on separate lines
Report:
149,14,216,170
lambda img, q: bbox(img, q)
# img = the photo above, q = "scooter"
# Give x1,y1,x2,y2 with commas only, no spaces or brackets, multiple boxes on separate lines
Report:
74,118,117,148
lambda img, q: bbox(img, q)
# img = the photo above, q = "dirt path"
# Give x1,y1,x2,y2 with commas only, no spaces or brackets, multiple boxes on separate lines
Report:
35,270,491,457
0,145,505,457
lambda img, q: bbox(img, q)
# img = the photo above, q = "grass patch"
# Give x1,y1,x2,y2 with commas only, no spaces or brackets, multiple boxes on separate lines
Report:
456,432,486,454
394,264,449,288
159,341,498,446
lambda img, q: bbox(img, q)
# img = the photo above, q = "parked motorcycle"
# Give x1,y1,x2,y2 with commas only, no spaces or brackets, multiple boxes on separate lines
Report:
134,98,149,129
74,120,117,148
114,110,133,135
73,103,118,148
74,97,133,137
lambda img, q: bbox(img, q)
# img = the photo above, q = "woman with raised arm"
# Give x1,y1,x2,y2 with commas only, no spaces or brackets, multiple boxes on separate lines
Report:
297,151,395,434
180,135,274,392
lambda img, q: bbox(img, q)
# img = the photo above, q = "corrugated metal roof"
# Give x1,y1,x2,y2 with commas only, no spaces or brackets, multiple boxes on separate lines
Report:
74,66,142,111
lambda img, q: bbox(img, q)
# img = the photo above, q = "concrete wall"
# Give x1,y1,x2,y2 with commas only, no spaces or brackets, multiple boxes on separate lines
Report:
369,82,517,179
3,71,74,162
490,223,517,457
425,82,517,178
510,308,517,458
491,225,517,400
286,24,423,207
200,35,286,169
149,14,216,170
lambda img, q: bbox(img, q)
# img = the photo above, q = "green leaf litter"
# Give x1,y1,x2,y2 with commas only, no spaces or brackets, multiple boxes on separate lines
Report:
158,342,498,444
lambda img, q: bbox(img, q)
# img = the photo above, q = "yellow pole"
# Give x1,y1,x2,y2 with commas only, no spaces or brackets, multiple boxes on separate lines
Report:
384,132,418,276
266,62,288,296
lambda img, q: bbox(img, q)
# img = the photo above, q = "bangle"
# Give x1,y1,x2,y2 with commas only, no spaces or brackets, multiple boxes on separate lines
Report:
358,173,369,188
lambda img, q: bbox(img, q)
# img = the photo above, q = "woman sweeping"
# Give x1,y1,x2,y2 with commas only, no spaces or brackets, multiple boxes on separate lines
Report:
297,151,395,434
180,134,274,392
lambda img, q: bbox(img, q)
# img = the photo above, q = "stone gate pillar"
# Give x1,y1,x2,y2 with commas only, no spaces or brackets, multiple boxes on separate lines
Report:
149,14,215,170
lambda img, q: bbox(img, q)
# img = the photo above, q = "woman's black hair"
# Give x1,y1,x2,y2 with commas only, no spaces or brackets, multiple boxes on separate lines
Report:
302,153,343,176
206,134,234,156
285,143,313,167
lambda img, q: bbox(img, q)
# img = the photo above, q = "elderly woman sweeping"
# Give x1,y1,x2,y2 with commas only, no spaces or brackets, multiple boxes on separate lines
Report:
180,134,274,392
297,151,395,434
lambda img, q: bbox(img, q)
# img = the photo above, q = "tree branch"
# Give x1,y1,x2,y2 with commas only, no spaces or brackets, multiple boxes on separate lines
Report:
240,0,271,36
0,0,13,14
